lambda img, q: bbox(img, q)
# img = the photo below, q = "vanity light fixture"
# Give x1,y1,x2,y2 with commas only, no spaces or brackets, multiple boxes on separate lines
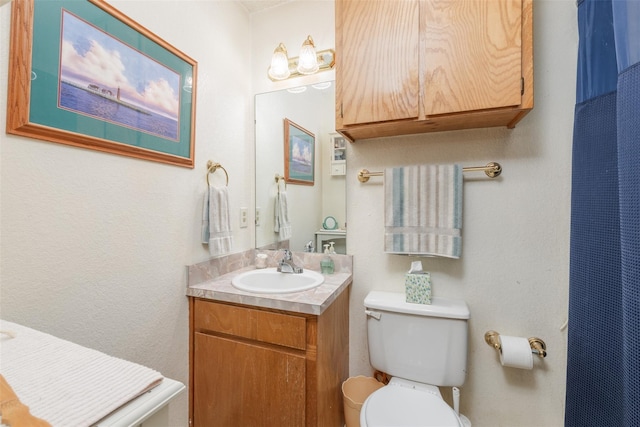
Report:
267,35,335,81
296,36,319,74
268,43,291,81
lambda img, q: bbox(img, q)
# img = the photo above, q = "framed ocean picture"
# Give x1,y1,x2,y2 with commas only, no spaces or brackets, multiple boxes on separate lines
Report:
6,0,197,168
283,118,315,186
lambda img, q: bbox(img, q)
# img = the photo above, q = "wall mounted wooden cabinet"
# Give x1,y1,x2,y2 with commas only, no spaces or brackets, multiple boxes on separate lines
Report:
188,290,349,426
335,0,533,141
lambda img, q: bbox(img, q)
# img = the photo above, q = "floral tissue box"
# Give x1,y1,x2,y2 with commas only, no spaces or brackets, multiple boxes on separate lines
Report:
405,272,432,305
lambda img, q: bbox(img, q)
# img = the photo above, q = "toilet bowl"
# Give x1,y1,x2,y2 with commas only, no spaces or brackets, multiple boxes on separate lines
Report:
359,378,462,427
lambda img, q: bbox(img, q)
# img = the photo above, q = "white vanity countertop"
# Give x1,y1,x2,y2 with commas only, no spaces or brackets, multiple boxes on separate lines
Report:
186,266,352,315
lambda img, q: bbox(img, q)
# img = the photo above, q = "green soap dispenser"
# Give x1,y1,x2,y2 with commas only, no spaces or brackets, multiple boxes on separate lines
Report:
320,244,334,274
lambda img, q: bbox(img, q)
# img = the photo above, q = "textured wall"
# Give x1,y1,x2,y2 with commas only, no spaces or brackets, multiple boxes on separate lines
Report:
0,1,253,425
341,2,577,425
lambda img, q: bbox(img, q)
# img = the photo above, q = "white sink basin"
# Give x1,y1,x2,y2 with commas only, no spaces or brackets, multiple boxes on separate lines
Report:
231,268,324,294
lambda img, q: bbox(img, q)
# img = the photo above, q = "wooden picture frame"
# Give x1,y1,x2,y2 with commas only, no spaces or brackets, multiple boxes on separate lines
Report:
284,118,315,185
6,0,197,168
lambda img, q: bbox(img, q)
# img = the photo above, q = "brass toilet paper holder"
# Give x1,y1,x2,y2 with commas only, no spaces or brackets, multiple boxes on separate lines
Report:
484,330,547,358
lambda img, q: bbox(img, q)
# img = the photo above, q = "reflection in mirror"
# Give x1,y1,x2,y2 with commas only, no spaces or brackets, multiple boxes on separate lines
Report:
255,81,347,254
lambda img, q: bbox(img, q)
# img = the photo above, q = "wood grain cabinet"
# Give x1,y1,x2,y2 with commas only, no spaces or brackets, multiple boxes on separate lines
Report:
336,0,533,141
189,289,349,427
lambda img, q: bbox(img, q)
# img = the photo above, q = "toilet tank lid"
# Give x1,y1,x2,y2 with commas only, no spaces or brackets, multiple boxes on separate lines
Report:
364,291,470,319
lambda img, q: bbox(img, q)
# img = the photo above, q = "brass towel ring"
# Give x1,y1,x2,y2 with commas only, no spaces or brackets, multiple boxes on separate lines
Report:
275,173,286,190
206,160,229,186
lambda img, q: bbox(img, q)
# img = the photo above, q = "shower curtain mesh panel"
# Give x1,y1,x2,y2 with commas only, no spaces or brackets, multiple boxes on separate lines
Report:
566,1,640,426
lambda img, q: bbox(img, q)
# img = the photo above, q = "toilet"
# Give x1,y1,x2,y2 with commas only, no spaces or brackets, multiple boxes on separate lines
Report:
361,291,470,427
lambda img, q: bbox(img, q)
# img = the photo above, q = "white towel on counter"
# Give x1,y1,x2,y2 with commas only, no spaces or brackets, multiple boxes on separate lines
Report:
0,319,163,427
384,164,463,258
202,185,233,256
274,190,292,241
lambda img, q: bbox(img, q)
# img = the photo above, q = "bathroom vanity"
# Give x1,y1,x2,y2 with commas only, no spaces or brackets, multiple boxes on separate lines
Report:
187,252,351,427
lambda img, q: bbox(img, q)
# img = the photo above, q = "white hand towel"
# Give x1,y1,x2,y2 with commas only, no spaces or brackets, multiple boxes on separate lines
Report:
201,191,210,244
384,164,463,258
203,185,233,256
274,190,292,241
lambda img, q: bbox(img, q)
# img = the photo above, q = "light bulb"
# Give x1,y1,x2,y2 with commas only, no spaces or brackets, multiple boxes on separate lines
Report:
296,36,319,75
268,43,290,80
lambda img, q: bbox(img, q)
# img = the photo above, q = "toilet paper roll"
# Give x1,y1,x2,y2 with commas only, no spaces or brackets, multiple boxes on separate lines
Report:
499,335,533,369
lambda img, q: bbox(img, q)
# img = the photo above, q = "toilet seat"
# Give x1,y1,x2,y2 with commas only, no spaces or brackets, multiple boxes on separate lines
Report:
361,385,462,427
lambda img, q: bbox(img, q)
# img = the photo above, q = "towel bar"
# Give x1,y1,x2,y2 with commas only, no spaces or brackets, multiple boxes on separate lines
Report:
206,161,229,186
357,162,502,183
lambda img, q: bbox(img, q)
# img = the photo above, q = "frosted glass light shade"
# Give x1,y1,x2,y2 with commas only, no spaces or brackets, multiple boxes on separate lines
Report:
268,43,291,81
296,36,319,75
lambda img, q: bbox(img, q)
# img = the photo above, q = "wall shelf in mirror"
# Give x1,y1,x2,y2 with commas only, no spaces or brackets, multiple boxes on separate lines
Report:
330,133,346,176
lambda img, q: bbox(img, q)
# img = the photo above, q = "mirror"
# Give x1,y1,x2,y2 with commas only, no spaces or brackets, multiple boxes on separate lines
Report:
255,81,347,254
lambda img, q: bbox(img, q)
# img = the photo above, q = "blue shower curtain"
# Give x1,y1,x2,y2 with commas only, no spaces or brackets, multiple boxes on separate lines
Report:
566,0,640,426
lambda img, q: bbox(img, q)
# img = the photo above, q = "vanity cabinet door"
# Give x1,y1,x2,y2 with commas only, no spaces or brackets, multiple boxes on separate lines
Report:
193,332,306,427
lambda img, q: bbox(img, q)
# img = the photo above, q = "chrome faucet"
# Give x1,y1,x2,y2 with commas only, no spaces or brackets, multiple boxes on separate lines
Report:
277,249,303,274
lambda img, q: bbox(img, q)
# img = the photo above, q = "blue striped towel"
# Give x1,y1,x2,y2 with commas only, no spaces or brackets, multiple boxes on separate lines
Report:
384,164,463,258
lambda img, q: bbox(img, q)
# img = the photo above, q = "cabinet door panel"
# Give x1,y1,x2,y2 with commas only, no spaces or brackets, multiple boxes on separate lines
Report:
193,333,305,427
339,0,420,125
422,0,523,115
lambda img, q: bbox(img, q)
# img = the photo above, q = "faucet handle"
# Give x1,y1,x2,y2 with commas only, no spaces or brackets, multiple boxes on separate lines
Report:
281,249,292,260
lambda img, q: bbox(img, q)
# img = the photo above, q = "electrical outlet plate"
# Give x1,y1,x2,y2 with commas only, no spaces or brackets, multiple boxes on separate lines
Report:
240,207,248,228
255,207,261,226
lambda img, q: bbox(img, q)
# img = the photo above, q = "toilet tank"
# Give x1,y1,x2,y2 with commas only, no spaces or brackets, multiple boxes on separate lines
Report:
364,291,470,387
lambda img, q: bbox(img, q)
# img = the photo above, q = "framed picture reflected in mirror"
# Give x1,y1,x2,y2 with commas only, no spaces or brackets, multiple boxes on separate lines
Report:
284,118,315,185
